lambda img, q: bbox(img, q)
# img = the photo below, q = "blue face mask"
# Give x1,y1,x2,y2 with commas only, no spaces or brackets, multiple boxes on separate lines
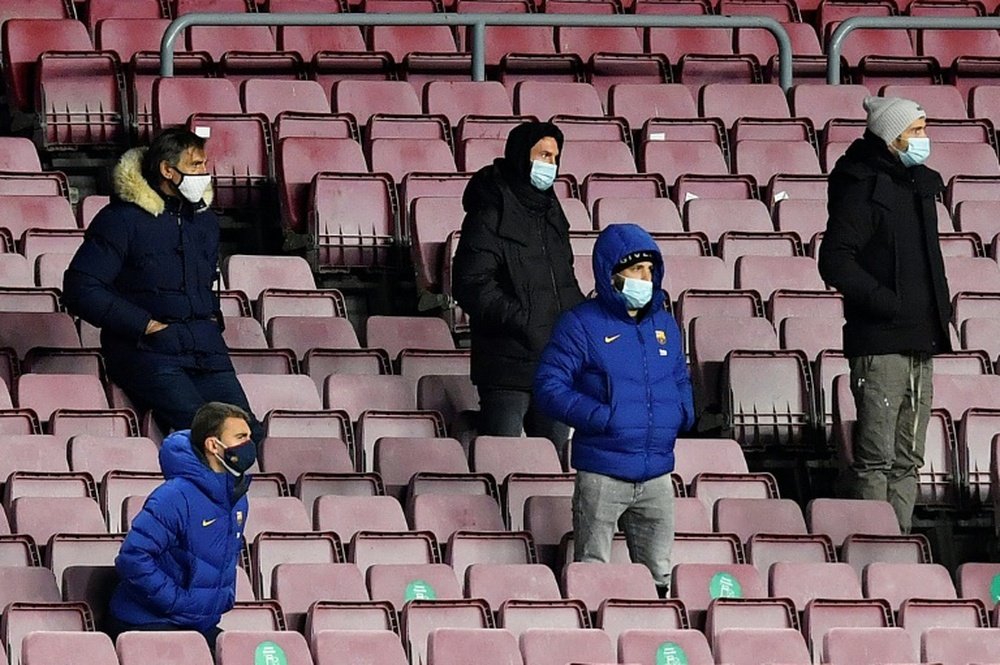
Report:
619,276,653,309
215,439,256,477
898,137,930,168
529,160,557,191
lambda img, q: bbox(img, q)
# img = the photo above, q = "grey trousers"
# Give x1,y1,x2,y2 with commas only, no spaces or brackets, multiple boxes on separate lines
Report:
573,469,675,588
842,353,933,532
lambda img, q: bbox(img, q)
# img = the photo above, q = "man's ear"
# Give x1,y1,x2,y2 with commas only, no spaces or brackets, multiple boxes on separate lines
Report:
159,160,174,181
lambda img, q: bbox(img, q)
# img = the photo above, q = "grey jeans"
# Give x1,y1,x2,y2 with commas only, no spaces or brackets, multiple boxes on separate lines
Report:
573,469,675,588
842,353,933,532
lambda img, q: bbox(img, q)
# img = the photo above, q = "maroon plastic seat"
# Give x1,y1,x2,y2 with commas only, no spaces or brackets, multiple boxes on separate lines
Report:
823,626,916,665
640,141,729,188
922,626,1000,664
367,562,462,607
152,77,240,130
466,563,561,612
428,628,524,665
409,493,504,542
769,561,861,613
562,562,659,613
312,630,408,665
863,562,957,610
714,628,810,665
373,436,469,496
332,79,422,127
241,79,329,124
618,629,714,665
244,496,311,542
11,496,106,545
701,83,790,128
647,27,733,61
513,80,605,119
519,628,615,665
3,19,126,149
67,436,158,477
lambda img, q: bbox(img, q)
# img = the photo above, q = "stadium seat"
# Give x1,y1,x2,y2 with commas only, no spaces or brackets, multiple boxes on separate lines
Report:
769,562,861,612
313,630,408,665
641,141,729,188
409,493,504,542
115,631,213,665
427,628,523,665
863,562,957,610
618,629,714,665
714,628,810,665
519,628,615,665
823,626,916,665
465,563,561,612
714,498,807,542
215,631,311,665
276,136,368,233
152,77,241,130
562,562,659,613
244,496,312,541
922,626,1000,664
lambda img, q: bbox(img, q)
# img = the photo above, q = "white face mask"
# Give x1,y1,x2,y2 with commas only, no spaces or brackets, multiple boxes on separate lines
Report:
174,170,211,204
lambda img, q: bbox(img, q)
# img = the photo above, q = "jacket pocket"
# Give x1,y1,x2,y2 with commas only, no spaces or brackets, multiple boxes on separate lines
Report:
138,325,182,354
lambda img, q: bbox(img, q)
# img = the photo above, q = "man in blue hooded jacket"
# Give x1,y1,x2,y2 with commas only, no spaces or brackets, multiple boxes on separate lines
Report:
534,224,694,590
107,401,255,647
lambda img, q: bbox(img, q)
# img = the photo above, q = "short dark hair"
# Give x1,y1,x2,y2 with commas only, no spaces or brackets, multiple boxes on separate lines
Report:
142,127,207,184
191,402,250,452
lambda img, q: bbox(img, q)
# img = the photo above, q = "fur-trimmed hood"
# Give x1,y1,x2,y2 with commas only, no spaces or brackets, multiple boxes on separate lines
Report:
113,147,213,216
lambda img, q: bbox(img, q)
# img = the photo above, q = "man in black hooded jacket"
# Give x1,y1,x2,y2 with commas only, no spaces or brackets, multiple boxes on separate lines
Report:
819,96,951,532
453,121,584,457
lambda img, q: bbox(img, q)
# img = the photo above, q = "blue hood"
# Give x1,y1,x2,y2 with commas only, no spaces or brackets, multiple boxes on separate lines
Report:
592,223,666,319
159,430,237,507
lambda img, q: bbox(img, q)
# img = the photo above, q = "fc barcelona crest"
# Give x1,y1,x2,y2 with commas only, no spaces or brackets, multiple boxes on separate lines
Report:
655,330,666,345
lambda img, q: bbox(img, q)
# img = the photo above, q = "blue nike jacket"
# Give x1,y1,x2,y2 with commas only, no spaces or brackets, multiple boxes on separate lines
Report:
534,223,695,482
110,430,250,633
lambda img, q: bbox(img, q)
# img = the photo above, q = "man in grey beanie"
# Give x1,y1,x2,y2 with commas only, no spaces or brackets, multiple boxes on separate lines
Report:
819,96,951,532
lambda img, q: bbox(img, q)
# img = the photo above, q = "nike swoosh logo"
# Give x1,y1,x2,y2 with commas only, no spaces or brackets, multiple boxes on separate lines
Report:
202,518,217,527
604,335,621,343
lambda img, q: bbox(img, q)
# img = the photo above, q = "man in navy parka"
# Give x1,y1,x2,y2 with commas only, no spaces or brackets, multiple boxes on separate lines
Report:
107,402,254,647
62,128,262,442
534,223,694,590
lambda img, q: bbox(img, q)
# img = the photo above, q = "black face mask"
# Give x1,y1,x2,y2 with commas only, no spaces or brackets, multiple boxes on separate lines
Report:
214,439,256,476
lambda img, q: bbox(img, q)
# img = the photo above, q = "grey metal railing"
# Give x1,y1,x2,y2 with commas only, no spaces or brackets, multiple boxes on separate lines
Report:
160,12,795,90
828,15,1000,84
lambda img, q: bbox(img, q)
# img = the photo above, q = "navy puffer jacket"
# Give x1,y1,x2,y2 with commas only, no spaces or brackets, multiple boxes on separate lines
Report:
110,430,249,632
534,224,695,482
62,147,230,377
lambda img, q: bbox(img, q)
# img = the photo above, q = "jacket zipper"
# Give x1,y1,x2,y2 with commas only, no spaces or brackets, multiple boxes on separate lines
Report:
636,322,653,478
537,221,562,310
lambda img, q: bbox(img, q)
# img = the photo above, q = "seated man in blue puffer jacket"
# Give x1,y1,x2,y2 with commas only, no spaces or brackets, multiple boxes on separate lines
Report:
534,223,694,592
106,401,255,648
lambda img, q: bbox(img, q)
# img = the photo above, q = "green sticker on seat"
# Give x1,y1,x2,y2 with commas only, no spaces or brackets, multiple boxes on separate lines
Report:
255,641,287,665
709,572,742,599
405,579,437,601
990,574,1000,604
656,641,689,665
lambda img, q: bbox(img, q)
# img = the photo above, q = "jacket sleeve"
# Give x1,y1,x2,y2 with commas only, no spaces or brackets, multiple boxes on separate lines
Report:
452,209,529,338
818,175,901,319
533,310,612,435
668,316,695,432
62,212,152,339
114,486,188,616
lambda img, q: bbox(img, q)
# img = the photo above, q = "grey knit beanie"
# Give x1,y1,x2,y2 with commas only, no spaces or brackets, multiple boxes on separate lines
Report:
864,96,926,144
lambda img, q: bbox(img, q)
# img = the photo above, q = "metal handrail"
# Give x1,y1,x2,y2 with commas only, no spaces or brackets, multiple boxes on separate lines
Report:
828,15,1000,84
160,12,794,90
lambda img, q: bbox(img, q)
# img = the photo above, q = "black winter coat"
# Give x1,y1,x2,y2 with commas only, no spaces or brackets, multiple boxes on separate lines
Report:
453,162,584,390
63,147,231,379
819,132,952,358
